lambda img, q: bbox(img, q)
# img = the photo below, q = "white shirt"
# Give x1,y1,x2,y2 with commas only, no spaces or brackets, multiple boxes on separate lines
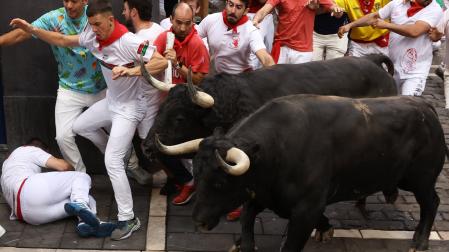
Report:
1,146,51,220
79,24,161,121
160,17,172,30
436,9,449,66
379,0,443,79
197,13,266,74
135,22,165,45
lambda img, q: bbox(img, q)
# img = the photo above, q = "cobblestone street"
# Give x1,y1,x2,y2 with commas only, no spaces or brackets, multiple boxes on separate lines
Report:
2,55,449,252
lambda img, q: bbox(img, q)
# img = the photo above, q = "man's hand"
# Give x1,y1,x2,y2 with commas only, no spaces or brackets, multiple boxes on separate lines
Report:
371,18,389,29
429,27,444,42
10,18,33,33
112,66,136,79
306,0,320,10
331,5,345,18
164,48,178,66
338,24,351,38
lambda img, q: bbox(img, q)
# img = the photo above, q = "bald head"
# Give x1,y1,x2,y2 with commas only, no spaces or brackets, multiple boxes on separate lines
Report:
172,2,194,20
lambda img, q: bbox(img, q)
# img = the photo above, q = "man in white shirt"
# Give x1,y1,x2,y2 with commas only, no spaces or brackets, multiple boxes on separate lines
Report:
0,138,115,237
197,0,274,74
338,0,443,96
10,0,167,240
123,0,165,44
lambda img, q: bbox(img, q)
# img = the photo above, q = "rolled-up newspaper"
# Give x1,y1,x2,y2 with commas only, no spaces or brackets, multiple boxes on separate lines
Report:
165,32,175,84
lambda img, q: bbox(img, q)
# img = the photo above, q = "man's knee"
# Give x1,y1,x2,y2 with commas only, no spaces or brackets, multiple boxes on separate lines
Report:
55,131,76,146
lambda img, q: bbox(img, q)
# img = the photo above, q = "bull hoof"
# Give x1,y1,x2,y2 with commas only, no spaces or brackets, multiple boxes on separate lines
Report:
408,248,427,252
314,227,334,242
228,244,257,252
228,244,240,252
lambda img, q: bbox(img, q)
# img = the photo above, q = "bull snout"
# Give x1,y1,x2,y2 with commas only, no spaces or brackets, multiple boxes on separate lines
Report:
192,205,221,231
142,135,158,160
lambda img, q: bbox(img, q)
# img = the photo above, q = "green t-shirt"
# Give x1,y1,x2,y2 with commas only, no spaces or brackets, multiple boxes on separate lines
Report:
32,7,106,94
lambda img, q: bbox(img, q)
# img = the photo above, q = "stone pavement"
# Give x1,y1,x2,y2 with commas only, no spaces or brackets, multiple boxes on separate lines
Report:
0,175,151,250
2,57,449,252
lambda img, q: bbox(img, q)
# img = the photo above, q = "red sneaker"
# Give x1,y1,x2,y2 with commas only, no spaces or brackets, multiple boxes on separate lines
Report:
226,207,242,221
171,184,195,205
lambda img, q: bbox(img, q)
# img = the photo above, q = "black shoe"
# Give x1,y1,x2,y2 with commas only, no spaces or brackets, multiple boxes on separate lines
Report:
435,66,445,81
160,180,179,196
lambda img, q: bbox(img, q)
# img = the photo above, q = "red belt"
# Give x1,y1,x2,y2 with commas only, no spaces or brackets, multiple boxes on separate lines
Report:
16,178,27,222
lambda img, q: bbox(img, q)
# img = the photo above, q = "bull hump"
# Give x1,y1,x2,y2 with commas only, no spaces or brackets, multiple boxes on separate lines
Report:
353,101,372,122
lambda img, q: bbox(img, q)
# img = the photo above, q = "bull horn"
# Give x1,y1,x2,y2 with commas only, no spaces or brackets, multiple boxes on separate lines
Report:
140,54,175,92
155,134,203,155
215,148,250,176
186,67,214,108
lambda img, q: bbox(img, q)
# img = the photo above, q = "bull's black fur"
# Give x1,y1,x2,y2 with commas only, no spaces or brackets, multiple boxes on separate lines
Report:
193,95,445,252
145,54,397,153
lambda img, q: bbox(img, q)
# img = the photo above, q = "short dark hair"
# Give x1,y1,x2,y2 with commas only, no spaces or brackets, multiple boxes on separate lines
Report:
171,2,194,19
124,0,152,21
87,0,113,17
24,137,49,151
227,0,249,8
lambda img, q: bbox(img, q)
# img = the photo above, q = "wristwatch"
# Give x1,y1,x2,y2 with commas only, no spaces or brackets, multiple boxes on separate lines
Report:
175,61,183,70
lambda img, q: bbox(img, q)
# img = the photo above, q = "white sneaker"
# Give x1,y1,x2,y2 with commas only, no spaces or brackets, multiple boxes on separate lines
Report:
126,166,152,185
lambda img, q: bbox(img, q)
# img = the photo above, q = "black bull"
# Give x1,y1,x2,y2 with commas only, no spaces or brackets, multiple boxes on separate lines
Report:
143,54,397,155
190,95,446,252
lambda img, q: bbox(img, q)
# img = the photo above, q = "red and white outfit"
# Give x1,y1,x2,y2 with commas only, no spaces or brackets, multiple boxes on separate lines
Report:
74,20,162,221
0,146,96,225
197,11,266,74
153,26,209,84
135,23,165,45
379,0,443,95
436,9,449,107
268,0,334,64
247,0,274,69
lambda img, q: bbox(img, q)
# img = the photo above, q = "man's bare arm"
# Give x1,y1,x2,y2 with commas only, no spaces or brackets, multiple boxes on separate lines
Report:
10,18,79,47
374,19,431,38
46,156,74,171
256,49,275,67
253,3,274,27
112,51,168,79
0,28,32,46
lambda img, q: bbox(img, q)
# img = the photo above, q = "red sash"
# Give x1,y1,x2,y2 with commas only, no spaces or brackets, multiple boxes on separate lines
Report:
97,19,128,51
222,10,249,33
170,26,197,49
358,0,375,15
407,0,427,17
352,33,390,47
271,41,282,64
16,178,27,222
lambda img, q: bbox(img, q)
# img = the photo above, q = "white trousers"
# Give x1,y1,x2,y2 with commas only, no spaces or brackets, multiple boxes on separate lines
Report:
278,46,313,64
347,40,389,57
20,171,96,225
393,75,427,96
55,87,106,173
312,32,348,61
73,96,160,221
248,13,275,69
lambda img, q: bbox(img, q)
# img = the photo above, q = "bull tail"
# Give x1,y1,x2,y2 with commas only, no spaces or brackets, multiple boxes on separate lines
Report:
365,54,394,76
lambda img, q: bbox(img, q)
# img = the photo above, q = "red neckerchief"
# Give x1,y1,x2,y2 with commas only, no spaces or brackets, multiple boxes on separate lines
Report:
407,0,428,17
222,10,249,33
170,26,197,49
271,41,281,64
358,0,375,15
97,19,128,51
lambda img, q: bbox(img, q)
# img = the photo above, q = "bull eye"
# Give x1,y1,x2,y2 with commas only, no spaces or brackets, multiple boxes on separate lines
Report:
174,115,185,123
